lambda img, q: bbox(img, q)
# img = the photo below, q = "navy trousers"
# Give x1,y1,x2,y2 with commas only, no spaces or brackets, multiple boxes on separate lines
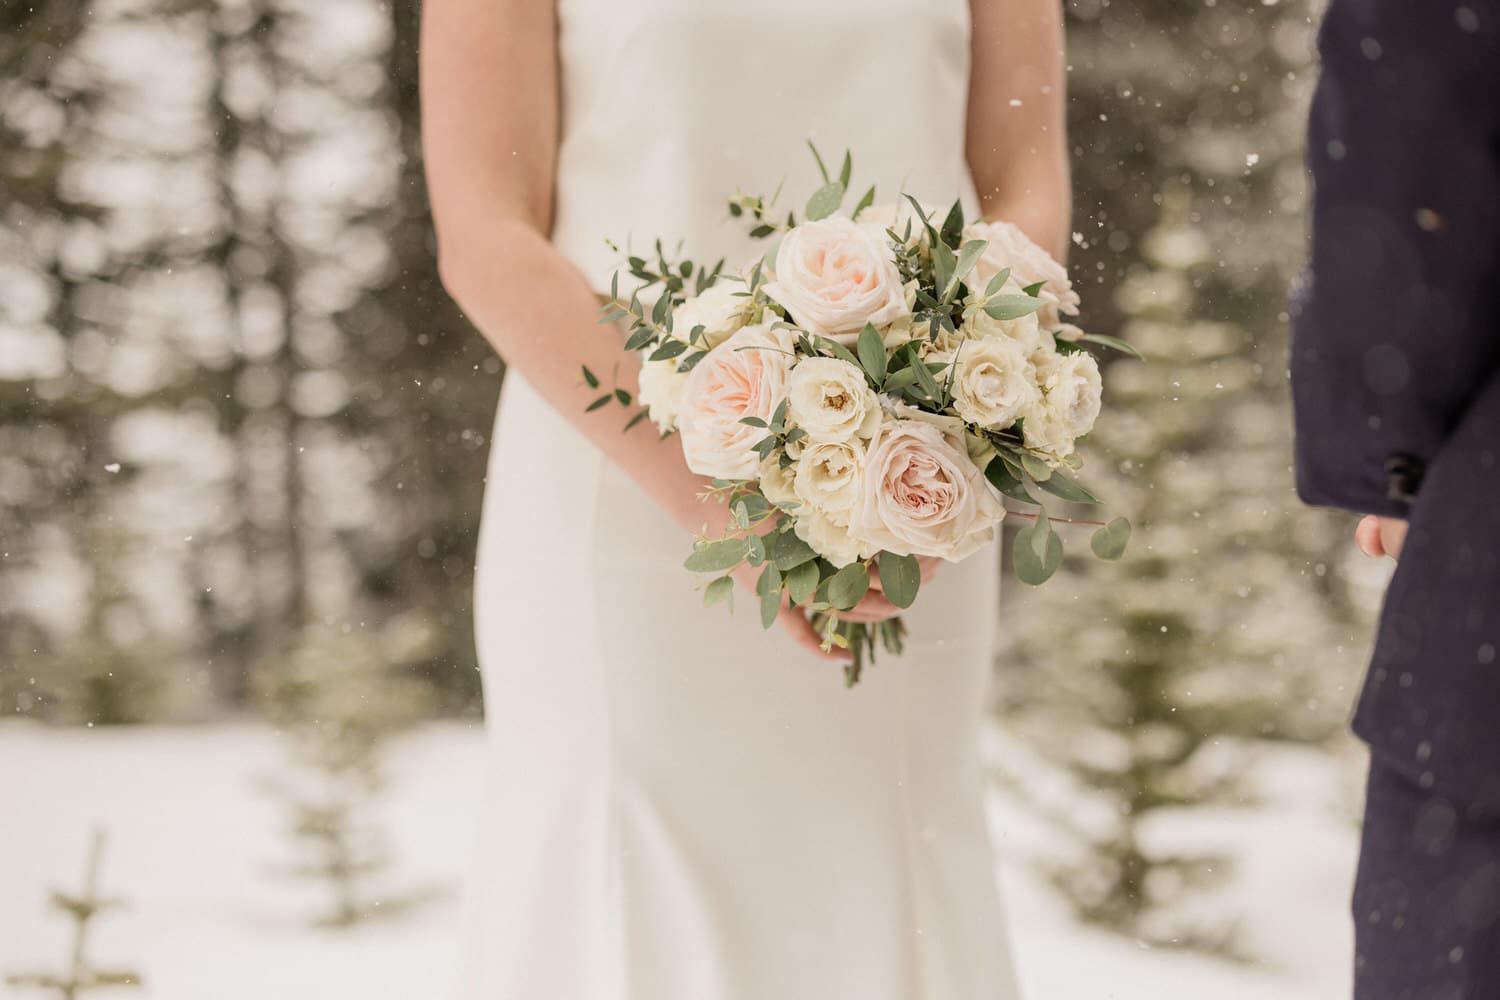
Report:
1354,758,1500,1000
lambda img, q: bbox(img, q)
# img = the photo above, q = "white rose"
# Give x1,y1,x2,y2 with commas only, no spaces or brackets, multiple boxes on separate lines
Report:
758,453,800,509
792,505,872,568
785,357,882,443
847,411,1005,561
852,201,926,235
793,439,866,518
636,356,689,433
966,220,1080,329
671,281,751,349
676,323,798,479
967,298,1047,354
930,336,1039,431
1023,349,1103,462
765,217,909,343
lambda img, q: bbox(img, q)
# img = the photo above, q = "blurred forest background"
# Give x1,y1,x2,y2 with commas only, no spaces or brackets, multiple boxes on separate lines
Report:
2,0,1385,959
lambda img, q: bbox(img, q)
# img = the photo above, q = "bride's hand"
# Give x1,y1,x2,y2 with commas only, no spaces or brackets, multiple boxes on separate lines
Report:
837,555,942,624
732,564,851,663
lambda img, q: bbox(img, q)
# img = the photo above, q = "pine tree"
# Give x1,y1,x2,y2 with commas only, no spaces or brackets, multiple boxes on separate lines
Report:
992,0,1371,950
255,617,438,927
6,830,143,999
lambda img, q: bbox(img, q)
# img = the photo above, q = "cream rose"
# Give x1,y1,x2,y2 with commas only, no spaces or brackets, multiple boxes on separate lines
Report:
966,220,1080,329
1023,349,1103,462
765,217,908,343
671,280,750,349
676,323,797,479
793,505,872,568
793,439,866,517
931,336,1039,431
636,357,689,433
758,453,800,509
968,298,1047,354
785,357,881,443
847,411,1005,561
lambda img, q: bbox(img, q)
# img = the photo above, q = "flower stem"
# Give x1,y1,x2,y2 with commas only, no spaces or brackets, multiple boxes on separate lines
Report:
1005,510,1111,528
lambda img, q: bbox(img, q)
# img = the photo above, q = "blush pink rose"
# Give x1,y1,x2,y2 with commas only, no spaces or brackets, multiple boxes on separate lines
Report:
676,323,798,480
765,217,909,343
847,411,1005,561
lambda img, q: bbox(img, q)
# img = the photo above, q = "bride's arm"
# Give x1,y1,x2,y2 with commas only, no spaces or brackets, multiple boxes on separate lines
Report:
421,0,859,655
421,0,712,530
966,0,1072,260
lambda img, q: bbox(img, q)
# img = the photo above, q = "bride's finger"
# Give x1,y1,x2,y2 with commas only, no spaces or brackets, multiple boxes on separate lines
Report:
839,593,902,624
780,607,849,662
1355,515,1385,558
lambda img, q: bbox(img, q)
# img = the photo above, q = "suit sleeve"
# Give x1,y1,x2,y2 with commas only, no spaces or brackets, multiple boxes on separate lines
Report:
1290,0,1500,517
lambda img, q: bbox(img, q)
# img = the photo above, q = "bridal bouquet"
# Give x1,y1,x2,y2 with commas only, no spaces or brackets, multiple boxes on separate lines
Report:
587,147,1134,684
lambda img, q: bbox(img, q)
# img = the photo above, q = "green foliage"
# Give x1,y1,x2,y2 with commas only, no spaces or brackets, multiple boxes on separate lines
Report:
994,0,1372,952
254,618,439,928
5,829,143,999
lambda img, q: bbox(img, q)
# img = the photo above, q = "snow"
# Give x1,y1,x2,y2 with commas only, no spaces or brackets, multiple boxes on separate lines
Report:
0,722,1358,999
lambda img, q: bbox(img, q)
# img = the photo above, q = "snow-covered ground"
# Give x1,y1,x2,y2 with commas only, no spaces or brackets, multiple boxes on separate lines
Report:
1,722,1360,999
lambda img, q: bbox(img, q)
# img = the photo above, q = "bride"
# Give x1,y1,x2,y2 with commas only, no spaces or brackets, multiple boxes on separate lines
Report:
421,0,1069,996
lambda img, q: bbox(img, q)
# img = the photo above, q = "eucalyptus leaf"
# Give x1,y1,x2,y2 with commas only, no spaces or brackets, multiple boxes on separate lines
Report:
648,338,687,362
813,335,862,368
984,455,1040,505
585,393,613,413
878,553,921,609
838,150,853,190
857,323,888,384
623,327,656,351
950,240,988,294
786,559,820,606
756,564,783,629
984,266,1012,298
826,562,871,610
703,575,735,607
930,239,956,295
904,194,939,244
851,185,877,221
807,140,831,183
883,360,946,393
1014,518,1064,586
1079,333,1145,360
1035,469,1102,505
1020,453,1054,483
806,181,846,222
984,295,1044,321
940,199,965,247
580,365,599,389
913,353,944,402
1091,517,1132,560
770,529,819,570
684,537,750,574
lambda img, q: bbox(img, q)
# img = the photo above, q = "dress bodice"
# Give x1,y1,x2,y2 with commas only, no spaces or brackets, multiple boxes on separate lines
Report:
550,0,978,288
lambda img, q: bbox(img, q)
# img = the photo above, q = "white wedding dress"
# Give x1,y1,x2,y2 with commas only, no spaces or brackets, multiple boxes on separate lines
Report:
459,1,1020,997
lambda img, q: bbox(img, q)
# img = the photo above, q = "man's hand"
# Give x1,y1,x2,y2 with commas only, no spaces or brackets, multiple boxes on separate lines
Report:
1356,515,1408,561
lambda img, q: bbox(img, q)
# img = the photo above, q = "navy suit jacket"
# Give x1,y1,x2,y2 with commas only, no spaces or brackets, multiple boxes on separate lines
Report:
1291,0,1500,804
